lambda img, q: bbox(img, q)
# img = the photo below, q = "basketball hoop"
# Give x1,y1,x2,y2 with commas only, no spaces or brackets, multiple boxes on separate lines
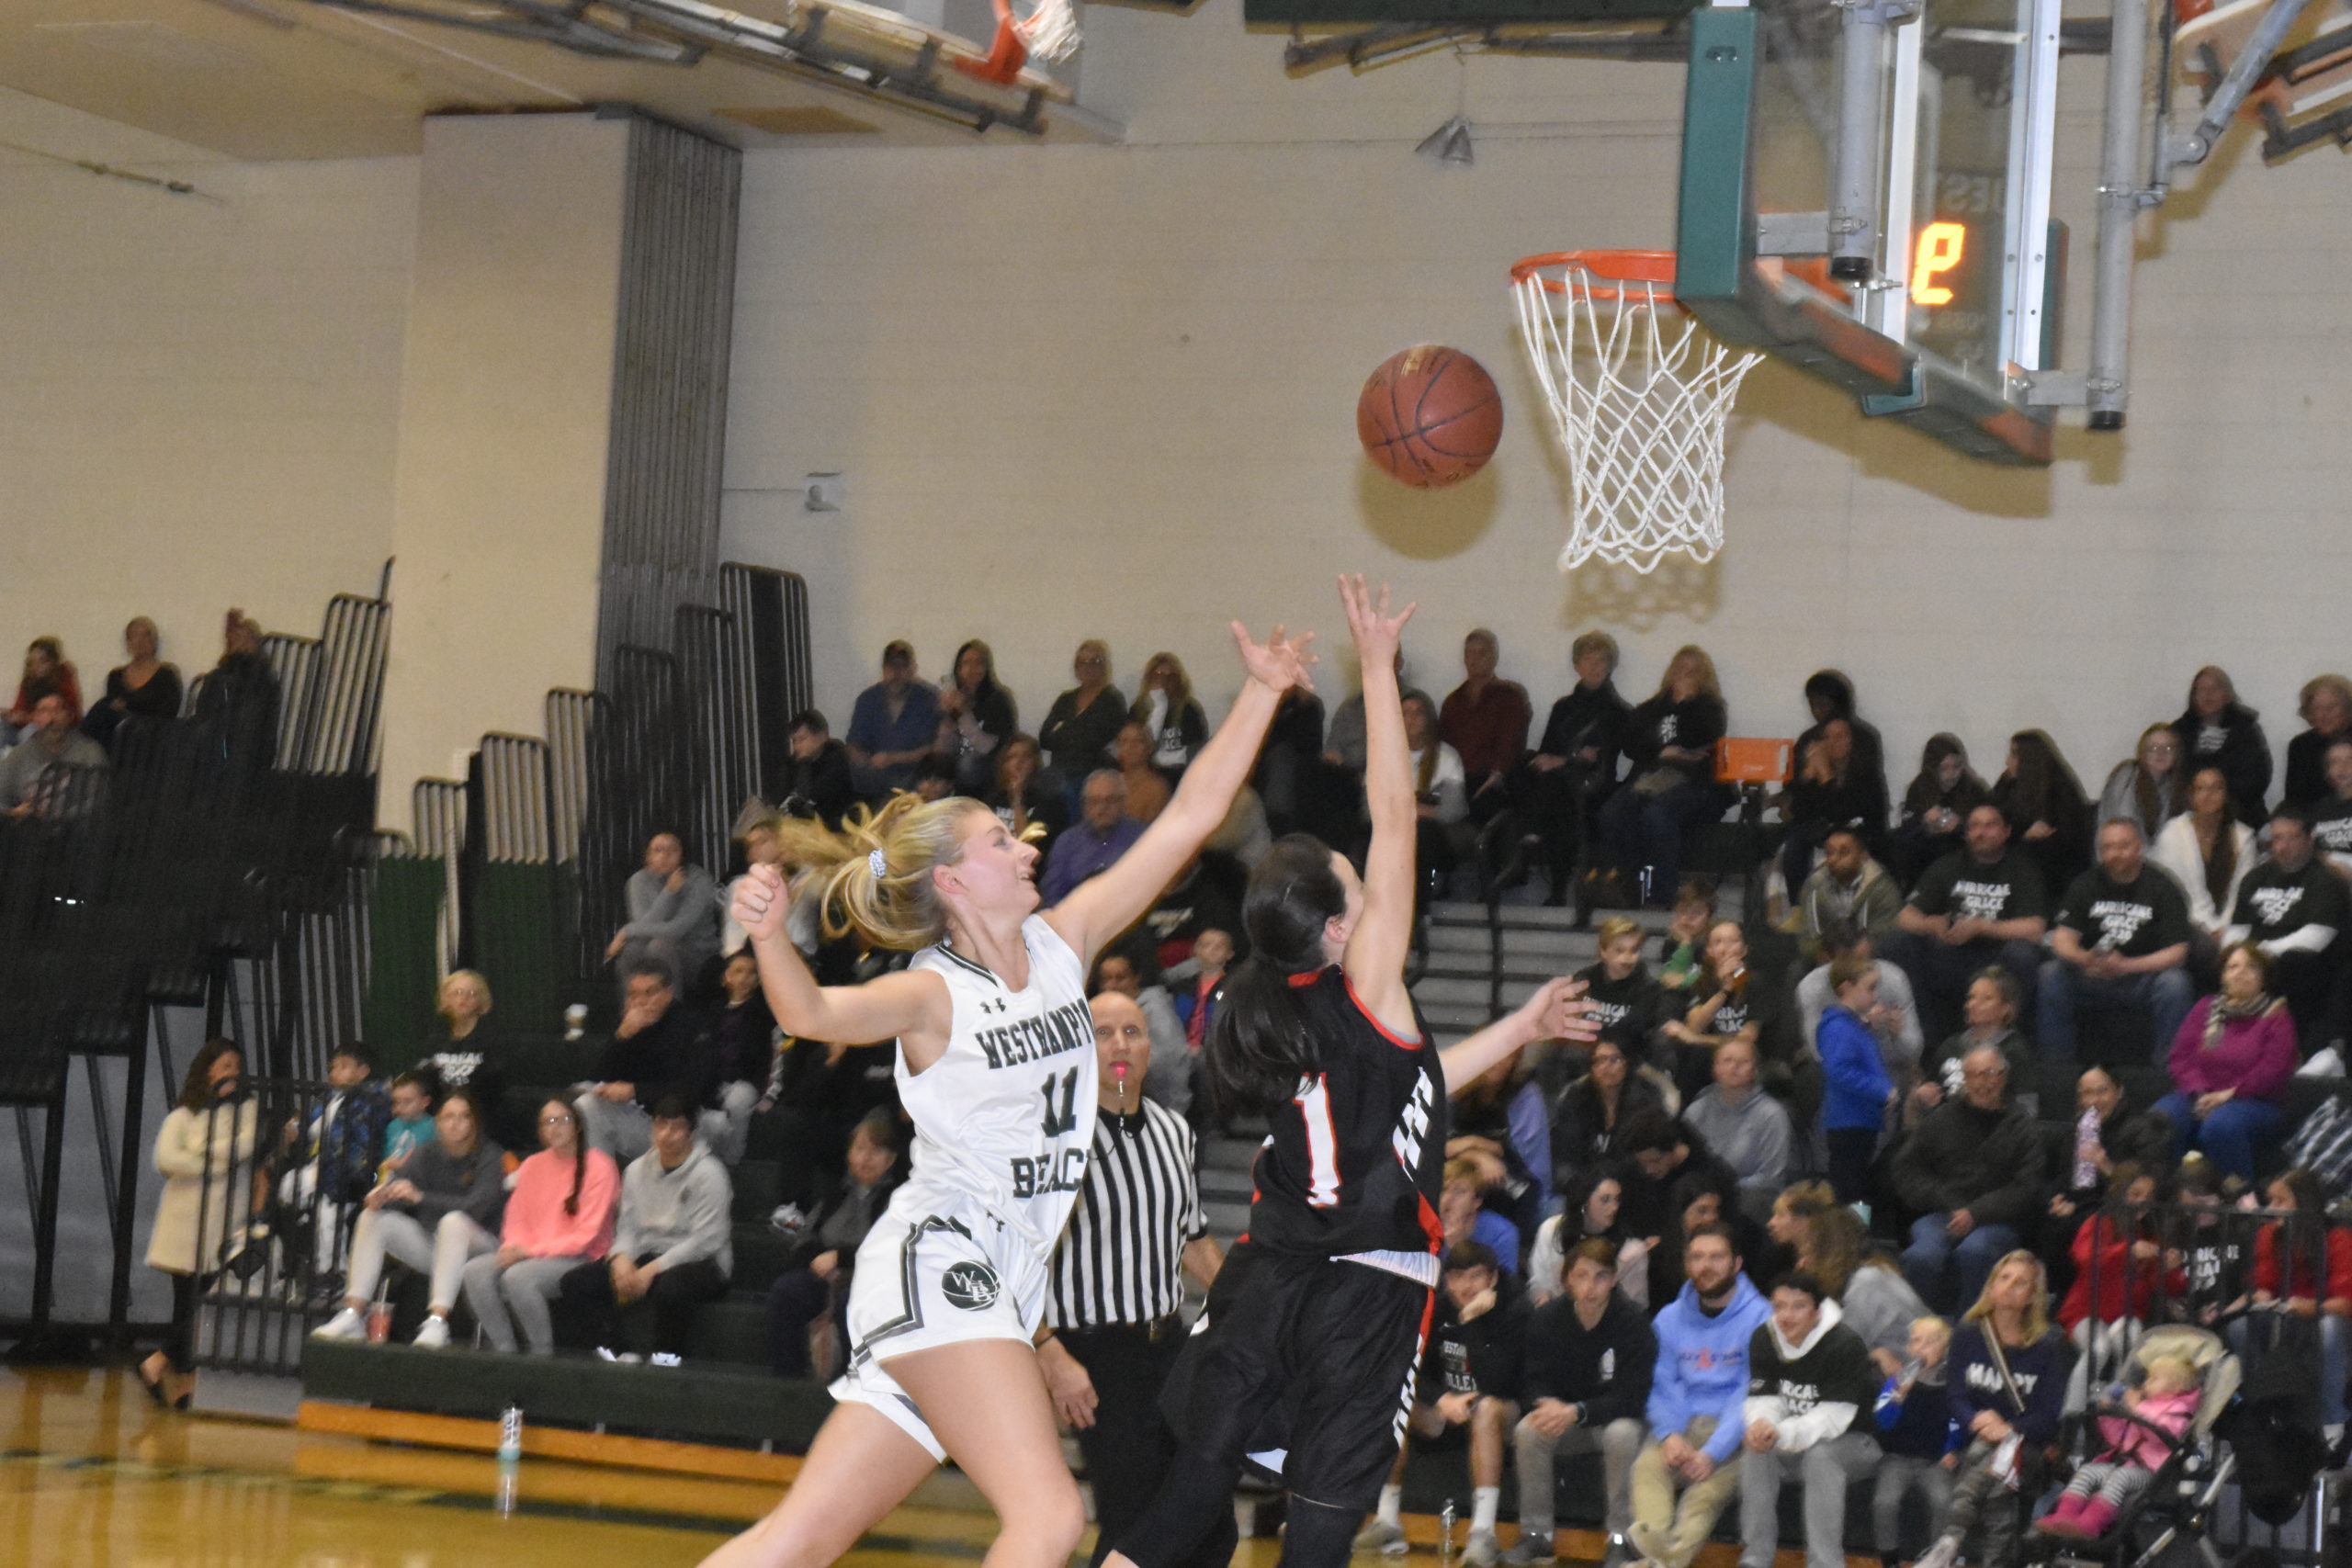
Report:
1510,250,1761,574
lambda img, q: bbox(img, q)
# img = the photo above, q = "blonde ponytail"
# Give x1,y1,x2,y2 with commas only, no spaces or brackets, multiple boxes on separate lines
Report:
772,793,995,951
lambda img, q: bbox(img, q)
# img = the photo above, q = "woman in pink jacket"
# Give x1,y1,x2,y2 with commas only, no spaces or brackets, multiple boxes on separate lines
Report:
2154,942,2298,1181
459,1097,620,1353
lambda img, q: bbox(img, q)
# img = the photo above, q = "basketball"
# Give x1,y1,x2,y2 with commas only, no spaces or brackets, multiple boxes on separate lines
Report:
1356,344,1504,489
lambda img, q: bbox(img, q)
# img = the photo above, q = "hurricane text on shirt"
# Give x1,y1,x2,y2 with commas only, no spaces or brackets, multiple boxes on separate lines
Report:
2245,886,2309,929
1657,716,1679,746
2087,899,2155,948
1950,880,2018,922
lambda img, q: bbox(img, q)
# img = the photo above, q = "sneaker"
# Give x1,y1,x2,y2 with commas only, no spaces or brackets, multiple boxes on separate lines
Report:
311,1307,367,1341
1913,1537,1962,1568
1465,1529,1501,1568
1502,1534,1556,1566
650,1351,683,1368
594,1346,644,1364
1354,1519,1408,1556
412,1316,450,1349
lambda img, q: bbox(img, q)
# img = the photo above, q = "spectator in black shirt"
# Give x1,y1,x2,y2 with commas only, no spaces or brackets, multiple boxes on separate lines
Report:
1574,917,1668,1066
988,734,1071,858
575,964,715,1162
2037,818,2194,1065
1253,684,1330,839
1037,638,1126,783
706,952,776,1163
2172,664,2271,827
1522,631,1633,906
194,608,278,772
1363,1243,1531,1565
766,1109,900,1377
1885,805,2049,1045
1783,719,1890,896
2223,803,2349,1046
2285,673,2352,807
418,969,507,1136
1991,728,2091,895
937,638,1017,795
81,615,182,750
1794,671,1886,811
1894,733,1988,884
1597,646,1729,908
1508,1236,1657,1566
2309,739,2352,872
1552,1037,1667,1196
779,709,854,829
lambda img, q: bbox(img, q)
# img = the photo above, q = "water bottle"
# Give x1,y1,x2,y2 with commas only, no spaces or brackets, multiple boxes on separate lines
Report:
496,1405,523,1518
1439,1499,1457,1562
498,1404,524,1463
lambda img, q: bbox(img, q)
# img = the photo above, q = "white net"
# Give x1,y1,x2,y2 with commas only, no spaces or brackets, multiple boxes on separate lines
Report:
1511,256,1761,575
1014,0,1081,62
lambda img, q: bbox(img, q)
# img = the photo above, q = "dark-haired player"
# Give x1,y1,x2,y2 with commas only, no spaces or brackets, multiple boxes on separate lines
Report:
1106,578,1596,1568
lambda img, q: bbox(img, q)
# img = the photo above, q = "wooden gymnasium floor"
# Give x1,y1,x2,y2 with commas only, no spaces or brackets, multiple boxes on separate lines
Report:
0,1363,1109,1568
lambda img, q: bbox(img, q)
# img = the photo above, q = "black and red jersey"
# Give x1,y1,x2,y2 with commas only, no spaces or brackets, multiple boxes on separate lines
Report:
1240,965,1449,1263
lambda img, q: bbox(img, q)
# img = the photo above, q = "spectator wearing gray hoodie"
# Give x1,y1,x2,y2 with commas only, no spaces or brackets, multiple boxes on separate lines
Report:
559,1099,732,1359
606,830,721,995
1679,1039,1792,1225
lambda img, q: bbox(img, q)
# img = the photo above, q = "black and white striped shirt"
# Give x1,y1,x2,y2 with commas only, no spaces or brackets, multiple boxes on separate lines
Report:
1046,1099,1207,1328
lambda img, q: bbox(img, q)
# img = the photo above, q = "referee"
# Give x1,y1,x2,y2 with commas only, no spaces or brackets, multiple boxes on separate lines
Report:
1038,990,1225,1568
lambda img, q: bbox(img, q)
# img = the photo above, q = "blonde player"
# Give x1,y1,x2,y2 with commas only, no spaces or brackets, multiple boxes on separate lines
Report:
698,618,1316,1568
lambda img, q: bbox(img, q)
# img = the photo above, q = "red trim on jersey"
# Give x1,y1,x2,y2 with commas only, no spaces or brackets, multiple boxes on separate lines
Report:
1287,967,1328,989
1343,973,1425,1050
1416,1287,1436,1349
1415,1191,1444,1254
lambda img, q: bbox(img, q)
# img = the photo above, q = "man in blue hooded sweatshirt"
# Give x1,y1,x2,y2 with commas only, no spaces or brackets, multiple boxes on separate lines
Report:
1628,1224,1773,1568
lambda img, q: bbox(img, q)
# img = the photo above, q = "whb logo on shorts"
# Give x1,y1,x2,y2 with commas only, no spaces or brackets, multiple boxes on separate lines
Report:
942,1262,1001,1311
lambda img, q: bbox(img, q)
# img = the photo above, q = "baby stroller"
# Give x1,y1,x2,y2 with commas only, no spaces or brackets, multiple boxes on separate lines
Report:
2017,1325,2242,1568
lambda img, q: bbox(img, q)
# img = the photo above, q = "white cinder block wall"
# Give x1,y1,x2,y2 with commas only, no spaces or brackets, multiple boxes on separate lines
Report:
719,0,2352,796
0,92,415,680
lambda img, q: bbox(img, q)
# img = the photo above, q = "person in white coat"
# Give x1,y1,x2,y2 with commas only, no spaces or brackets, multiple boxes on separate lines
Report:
141,1040,257,1410
2151,765,2256,982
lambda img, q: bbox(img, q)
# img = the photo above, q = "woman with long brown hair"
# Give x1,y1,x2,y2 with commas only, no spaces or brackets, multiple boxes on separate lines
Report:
1991,728,2090,891
2151,766,2254,976
1595,646,1728,908
1131,650,1208,780
141,1038,255,1409
2098,723,2185,843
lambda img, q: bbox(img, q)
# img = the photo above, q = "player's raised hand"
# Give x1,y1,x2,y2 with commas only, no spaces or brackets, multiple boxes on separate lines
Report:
731,862,788,944
1336,574,1416,668
1511,975,1601,1045
1232,621,1318,696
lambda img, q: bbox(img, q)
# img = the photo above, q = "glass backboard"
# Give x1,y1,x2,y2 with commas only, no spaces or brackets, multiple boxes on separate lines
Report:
1679,0,2062,463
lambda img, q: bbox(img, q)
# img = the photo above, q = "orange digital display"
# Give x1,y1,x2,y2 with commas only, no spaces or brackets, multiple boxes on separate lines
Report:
1910,221,1967,307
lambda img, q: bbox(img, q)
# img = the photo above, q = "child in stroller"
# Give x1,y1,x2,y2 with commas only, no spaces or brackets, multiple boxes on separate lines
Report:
2032,1353,2202,1540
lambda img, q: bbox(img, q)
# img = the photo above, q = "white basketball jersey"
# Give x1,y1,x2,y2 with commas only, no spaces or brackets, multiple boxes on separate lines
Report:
893,914,1097,1253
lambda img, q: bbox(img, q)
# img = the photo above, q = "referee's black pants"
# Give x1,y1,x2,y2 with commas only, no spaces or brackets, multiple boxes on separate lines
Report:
1063,1320,1204,1568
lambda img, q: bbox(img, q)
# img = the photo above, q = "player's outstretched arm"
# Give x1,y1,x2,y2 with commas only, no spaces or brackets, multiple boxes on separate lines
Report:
1337,575,1419,1035
1437,976,1598,1093
734,864,950,1054
1046,619,1316,967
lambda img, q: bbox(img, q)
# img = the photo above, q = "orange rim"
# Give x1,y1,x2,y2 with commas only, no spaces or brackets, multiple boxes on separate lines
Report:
1510,249,1679,304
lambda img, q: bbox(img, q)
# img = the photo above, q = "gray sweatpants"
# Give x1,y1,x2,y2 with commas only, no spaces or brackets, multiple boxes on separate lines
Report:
1736,1429,1882,1568
1873,1452,1956,1554
460,1253,593,1354
1514,1414,1645,1539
